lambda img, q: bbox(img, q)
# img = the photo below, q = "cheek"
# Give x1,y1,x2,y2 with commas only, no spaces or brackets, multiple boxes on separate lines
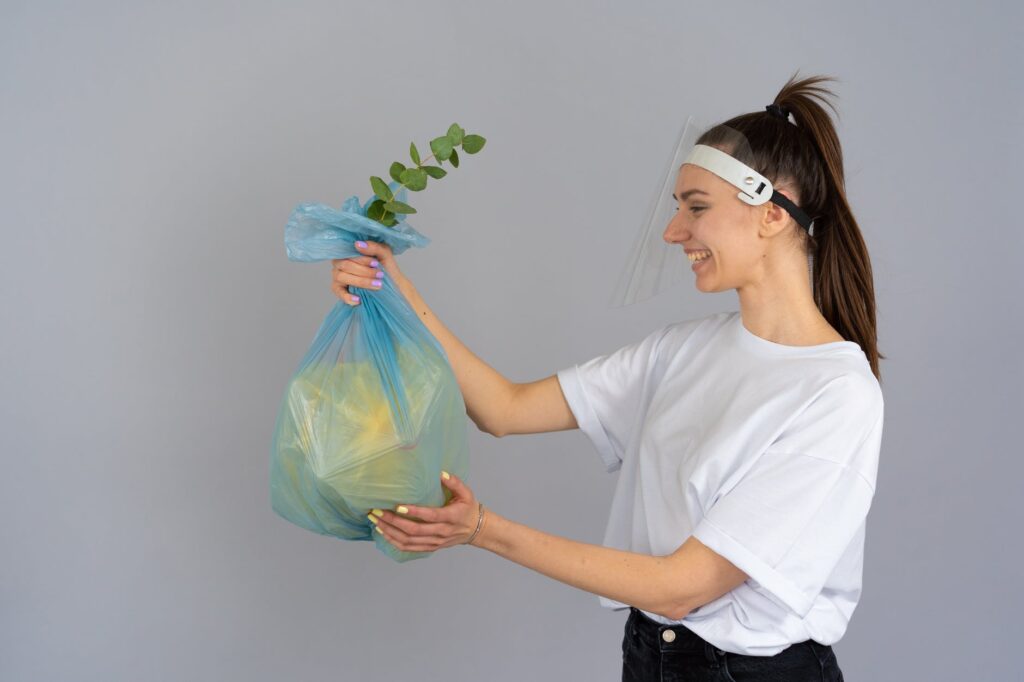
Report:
712,217,758,258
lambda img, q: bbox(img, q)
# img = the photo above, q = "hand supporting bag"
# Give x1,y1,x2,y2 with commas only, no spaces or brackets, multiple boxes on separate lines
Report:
270,183,470,562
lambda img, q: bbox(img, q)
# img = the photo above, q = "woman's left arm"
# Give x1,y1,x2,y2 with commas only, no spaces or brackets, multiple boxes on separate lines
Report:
369,472,749,620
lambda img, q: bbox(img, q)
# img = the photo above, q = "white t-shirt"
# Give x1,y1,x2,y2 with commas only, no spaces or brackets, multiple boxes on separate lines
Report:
556,310,884,656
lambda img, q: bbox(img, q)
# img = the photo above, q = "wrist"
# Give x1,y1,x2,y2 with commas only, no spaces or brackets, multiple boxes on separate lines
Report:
395,275,418,302
469,505,501,552
466,502,486,547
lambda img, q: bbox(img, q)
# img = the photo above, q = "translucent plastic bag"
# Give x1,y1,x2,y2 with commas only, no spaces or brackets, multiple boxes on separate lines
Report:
270,181,470,562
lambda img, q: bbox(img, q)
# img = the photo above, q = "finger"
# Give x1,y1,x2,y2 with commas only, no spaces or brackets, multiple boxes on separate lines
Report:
331,266,385,296
378,511,450,538
392,501,464,525
378,530,438,553
332,255,379,270
391,503,441,523
335,259,383,281
332,279,373,306
375,519,440,551
354,240,393,260
331,258,378,306
331,281,363,306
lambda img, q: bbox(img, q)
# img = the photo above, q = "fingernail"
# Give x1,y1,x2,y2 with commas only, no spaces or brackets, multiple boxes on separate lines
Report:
374,270,384,279
355,241,367,249
375,525,382,533
396,505,409,514
370,259,379,268
351,295,361,303
371,509,384,517
372,280,382,287
366,513,378,525
441,471,451,480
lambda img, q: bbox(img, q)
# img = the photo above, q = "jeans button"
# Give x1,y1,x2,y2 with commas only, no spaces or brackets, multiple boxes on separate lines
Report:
662,629,676,643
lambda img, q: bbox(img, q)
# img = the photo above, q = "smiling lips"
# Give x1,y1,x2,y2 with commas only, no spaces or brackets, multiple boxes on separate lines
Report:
687,250,712,263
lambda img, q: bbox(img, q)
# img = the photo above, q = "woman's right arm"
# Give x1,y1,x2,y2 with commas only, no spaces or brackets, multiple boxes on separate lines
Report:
332,241,577,438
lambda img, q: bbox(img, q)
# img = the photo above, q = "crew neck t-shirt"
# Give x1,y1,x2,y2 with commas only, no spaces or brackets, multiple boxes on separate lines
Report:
555,310,884,656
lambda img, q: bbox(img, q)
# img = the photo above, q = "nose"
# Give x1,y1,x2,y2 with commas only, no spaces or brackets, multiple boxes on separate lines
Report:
662,213,689,244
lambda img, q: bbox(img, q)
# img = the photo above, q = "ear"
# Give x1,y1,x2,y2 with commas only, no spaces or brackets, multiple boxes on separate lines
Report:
760,185,800,237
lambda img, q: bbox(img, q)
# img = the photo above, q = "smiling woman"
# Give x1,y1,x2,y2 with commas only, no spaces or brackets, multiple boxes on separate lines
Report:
331,70,879,682
597,71,879,680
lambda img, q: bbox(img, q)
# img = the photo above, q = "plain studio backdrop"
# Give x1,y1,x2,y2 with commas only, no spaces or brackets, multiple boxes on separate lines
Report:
1,1,1020,680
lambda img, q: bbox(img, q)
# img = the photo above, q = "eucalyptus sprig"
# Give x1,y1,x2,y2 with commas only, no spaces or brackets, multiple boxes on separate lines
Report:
366,123,486,227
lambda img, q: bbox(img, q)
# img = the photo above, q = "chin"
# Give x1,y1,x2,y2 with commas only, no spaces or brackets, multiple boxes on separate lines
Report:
694,280,715,293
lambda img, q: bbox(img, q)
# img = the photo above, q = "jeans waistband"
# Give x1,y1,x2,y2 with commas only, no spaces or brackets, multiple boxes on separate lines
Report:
626,606,726,658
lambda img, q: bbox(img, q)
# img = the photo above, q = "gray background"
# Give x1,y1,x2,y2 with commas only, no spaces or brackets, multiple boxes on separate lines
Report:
2,1,1020,680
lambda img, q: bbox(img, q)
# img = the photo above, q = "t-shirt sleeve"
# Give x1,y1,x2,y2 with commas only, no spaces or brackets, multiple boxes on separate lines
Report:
691,372,885,618
556,323,674,473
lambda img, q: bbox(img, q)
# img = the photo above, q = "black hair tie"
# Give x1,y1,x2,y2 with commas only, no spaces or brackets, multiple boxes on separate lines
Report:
765,103,792,121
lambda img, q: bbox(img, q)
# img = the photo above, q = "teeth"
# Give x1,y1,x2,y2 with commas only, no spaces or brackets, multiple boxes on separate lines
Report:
687,251,711,262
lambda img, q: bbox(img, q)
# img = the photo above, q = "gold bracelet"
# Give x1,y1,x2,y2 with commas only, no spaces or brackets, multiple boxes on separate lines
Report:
465,502,485,546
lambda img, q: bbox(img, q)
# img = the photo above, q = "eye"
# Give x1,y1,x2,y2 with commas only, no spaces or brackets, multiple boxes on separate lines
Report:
675,206,705,214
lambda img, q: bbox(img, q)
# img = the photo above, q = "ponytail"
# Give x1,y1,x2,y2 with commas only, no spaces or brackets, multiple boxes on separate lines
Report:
700,71,885,382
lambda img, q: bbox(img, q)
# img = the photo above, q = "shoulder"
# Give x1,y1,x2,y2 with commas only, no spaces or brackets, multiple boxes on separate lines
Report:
599,311,734,370
651,310,737,364
658,310,733,347
763,368,884,481
824,364,884,417
799,369,885,444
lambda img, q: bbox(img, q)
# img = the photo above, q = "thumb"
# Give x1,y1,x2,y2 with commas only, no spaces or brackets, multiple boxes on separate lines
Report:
440,470,471,501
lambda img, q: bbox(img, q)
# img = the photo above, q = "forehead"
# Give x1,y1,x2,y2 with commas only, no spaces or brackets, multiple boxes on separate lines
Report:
674,163,723,197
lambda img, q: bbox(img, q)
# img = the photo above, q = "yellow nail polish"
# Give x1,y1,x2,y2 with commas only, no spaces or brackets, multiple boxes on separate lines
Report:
371,509,384,517
396,505,409,514
375,525,382,533
366,514,378,525
441,471,451,480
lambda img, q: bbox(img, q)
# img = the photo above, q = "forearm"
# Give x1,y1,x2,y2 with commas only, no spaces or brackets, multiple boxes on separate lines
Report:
472,509,687,620
395,277,515,437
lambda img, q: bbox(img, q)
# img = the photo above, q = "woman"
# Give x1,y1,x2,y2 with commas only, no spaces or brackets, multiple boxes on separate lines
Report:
330,73,883,681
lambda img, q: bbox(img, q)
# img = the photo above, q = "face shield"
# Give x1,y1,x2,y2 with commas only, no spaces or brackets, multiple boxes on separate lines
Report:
607,116,813,308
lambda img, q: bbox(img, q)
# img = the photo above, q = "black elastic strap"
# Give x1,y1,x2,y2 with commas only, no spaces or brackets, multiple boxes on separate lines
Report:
768,190,813,231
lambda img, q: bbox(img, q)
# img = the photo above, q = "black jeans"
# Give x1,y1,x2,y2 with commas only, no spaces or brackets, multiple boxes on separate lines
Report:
621,607,844,681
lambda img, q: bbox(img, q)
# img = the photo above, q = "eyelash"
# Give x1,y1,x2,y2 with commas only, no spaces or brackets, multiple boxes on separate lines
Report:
674,206,706,214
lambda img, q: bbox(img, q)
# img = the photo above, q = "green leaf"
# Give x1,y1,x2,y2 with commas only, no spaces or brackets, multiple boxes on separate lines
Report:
389,161,407,183
430,135,454,161
446,123,464,146
399,167,428,191
422,165,447,179
462,134,486,154
409,142,421,166
449,147,459,168
370,176,393,201
384,200,417,214
380,213,398,227
366,199,387,221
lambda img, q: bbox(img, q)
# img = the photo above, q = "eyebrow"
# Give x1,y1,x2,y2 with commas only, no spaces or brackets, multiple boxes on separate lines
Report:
672,189,710,201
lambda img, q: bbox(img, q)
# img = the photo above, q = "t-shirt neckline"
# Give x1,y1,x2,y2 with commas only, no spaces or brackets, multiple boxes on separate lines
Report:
731,311,862,356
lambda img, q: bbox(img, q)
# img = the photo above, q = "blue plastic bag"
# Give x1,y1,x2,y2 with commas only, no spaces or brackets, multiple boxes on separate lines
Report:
270,181,470,562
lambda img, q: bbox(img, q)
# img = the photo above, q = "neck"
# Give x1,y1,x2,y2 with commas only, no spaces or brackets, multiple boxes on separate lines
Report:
735,257,833,346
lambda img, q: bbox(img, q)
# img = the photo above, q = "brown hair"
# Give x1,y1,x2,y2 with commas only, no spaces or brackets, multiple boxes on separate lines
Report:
697,71,885,382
